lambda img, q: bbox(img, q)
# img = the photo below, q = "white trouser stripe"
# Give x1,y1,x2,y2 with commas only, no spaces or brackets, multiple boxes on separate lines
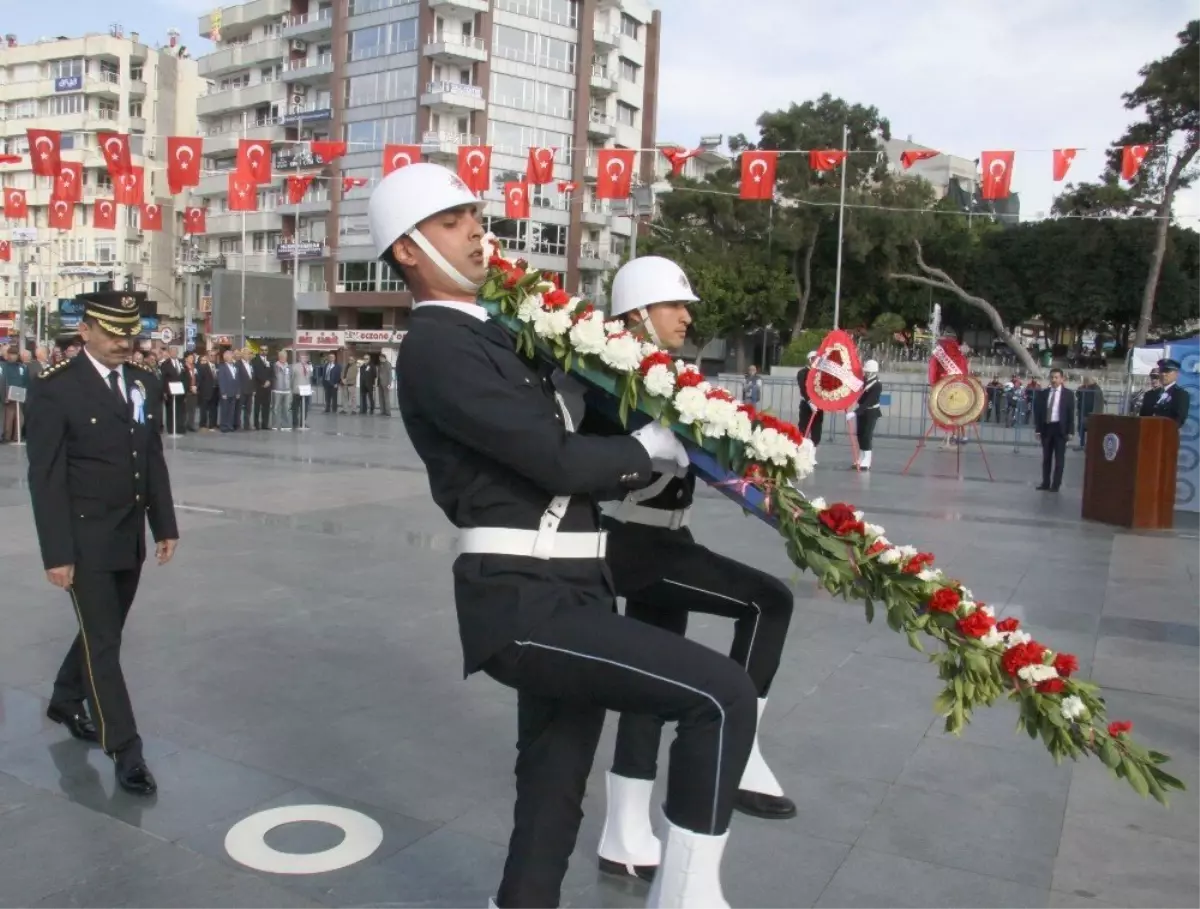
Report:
513,640,725,835
660,578,762,681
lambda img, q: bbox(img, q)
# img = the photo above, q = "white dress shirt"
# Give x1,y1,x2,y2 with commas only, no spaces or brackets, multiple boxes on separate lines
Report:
84,347,127,401
413,300,490,322
1048,386,1061,423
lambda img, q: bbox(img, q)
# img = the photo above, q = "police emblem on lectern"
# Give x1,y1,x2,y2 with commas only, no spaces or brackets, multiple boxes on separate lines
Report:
1102,432,1120,462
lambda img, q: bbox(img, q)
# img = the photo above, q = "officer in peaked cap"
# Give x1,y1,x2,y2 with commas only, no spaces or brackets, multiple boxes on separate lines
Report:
24,290,179,796
372,162,756,908
1145,358,1189,426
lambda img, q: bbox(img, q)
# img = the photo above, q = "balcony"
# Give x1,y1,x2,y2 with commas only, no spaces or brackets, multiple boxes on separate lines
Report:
221,252,283,273
423,33,488,65
282,54,334,83
128,79,147,97
83,73,122,100
283,10,334,41
296,285,331,311
198,37,286,79
197,0,289,40
201,120,286,156
420,80,486,113
589,65,617,94
586,111,616,140
198,80,284,117
593,27,619,49
129,115,147,134
291,190,332,216
421,130,480,159
429,0,489,12
581,201,610,226
282,104,333,127
205,209,283,235
578,242,609,271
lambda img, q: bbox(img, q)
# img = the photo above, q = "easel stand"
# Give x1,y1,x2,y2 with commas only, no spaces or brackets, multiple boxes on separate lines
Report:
902,421,994,481
12,400,25,447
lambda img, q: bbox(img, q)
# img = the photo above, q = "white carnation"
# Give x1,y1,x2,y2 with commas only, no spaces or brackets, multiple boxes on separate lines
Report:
516,295,541,324
790,437,817,478
853,510,864,521
1005,630,1032,647
674,386,709,426
568,312,607,356
643,363,676,399
878,547,902,565
917,569,940,582
727,409,754,443
481,233,499,262
960,586,974,600
701,396,740,439
980,628,1006,648
978,604,995,617
600,333,643,373
640,342,660,359
532,306,573,339
898,545,919,559
808,496,827,511
1017,663,1059,684
604,319,626,336
1061,695,1088,721
746,426,794,466
864,522,886,539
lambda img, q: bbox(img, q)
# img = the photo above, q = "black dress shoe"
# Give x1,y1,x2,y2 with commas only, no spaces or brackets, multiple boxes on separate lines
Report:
1050,485,1060,492
1036,484,1051,490
734,789,798,819
46,703,97,742
115,761,157,796
598,857,656,882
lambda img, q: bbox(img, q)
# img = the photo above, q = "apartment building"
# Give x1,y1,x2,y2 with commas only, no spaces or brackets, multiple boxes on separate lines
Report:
0,28,201,341
883,137,1020,224
195,0,660,339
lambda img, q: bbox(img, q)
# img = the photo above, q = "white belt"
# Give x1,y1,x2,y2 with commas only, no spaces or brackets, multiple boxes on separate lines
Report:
458,527,608,559
602,501,691,530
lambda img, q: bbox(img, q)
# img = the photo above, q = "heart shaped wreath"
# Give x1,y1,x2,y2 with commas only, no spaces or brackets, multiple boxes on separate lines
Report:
476,237,1184,806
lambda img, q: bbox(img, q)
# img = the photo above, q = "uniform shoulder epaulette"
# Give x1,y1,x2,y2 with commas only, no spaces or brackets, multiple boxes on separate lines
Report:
125,359,155,373
38,358,73,379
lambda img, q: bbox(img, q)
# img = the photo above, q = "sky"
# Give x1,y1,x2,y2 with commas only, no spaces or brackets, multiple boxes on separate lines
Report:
6,0,1198,221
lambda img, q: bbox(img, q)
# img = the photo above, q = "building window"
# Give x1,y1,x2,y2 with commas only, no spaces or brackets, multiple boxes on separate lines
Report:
339,214,373,248
129,65,144,82
492,22,576,72
616,101,637,127
12,99,37,119
50,58,84,79
619,57,640,84
129,101,144,118
345,67,417,107
620,13,641,39
44,94,84,117
496,0,578,28
348,19,418,61
95,239,116,263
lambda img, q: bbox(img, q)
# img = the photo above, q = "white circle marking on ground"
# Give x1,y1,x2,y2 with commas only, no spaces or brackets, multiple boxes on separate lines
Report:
223,804,383,875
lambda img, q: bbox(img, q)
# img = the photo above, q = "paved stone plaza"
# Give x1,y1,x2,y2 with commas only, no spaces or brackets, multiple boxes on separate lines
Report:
1,417,1197,908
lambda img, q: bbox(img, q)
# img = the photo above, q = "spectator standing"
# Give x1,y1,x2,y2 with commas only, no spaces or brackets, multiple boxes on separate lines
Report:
272,350,292,431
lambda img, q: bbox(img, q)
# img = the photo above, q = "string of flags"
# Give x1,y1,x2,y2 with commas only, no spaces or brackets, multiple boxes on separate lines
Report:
0,126,1164,244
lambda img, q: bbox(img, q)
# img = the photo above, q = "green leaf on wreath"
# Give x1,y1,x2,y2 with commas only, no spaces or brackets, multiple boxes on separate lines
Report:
1123,758,1151,798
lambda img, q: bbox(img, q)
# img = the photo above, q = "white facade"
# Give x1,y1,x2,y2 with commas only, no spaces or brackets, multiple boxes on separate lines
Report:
0,29,202,336
882,137,977,199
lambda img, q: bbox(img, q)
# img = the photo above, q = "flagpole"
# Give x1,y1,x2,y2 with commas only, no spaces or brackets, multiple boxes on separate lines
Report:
240,111,247,349
832,122,849,330
293,152,301,315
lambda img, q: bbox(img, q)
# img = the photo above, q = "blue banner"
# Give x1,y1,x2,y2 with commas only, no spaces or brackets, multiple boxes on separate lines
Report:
54,75,82,92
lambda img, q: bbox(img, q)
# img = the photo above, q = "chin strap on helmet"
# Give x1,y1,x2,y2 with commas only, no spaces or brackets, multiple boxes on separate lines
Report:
409,228,483,294
635,307,663,347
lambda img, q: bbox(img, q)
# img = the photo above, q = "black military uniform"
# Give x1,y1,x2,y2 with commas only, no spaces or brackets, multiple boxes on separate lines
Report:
852,374,882,470
1146,359,1190,427
797,363,824,446
25,291,178,796
398,302,757,909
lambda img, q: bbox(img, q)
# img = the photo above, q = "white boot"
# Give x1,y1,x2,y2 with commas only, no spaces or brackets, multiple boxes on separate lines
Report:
598,772,661,881
487,900,498,908
859,449,872,470
645,817,730,908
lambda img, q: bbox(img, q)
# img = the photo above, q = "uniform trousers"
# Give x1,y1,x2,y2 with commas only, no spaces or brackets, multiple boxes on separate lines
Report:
610,541,793,782
481,588,757,908
855,410,879,453
800,401,824,446
1040,422,1067,488
52,565,143,762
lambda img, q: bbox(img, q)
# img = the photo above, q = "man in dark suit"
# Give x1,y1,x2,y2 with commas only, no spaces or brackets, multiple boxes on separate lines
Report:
196,352,217,430
25,291,179,796
1146,358,1190,426
236,349,255,429
216,349,241,432
322,353,341,413
1034,367,1075,492
158,347,184,434
251,347,273,429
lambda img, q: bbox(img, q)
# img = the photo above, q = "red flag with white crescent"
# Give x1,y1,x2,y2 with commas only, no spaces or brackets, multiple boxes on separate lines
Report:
739,151,777,200
184,207,207,235
1121,145,1149,182
53,161,83,203
383,144,422,176
139,203,164,232
113,166,145,206
311,140,347,164
979,150,1014,200
48,198,74,231
557,180,578,194
661,146,700,177
228,173,258,211
596,148,635,199
93,198,118,230
237,139,272,184
0,240,9,262
342,176,368,194
1052,148,1076,182
167,136,203,193
900,149,939,169
457,145,492,194
808,149,847,172
26,128,61,177
0,154,20,166
504,182,530,220
526,147,556,184
286,174,314,204
3,188,27,219
97,132,132,177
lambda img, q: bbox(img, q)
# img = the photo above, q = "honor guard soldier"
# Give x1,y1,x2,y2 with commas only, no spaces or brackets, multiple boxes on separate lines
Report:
25,291,179,796
1145,358,1190,426
371,163,757,909
848,359,882,471
796,350,824,446
589,257,797,884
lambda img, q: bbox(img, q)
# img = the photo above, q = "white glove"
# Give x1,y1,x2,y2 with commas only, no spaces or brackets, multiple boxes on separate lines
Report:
846,411,857,422
633,422,690,472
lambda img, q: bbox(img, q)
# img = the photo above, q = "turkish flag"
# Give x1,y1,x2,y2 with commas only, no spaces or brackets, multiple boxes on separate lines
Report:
286,174,314,204
979,150,1015,200
457,145,491,194
596,148,635,199
311,140,347,164
383,144,422,175
114,166,145,206
1052,148,1076,182
166,136,203,193
739,151,777,200
526,147,556,184
26,128,61,177
184,207,207,235
661,146,700,177
557,180,578,194
0,154,19,165
53,161,83,203
900,149,939,169
0,240,9,261
228,173,258,211
93,198,118,229
4,188,28,219
140,203,164,232
809,149,847,172
97,132,132,177
1121,145,1149,181
48,199,74,230
504,182,531,219
237,139,272,184
342,176,368,194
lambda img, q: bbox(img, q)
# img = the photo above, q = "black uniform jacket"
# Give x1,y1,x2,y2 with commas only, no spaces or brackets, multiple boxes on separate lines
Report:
854,378,882,418
397,305,654,674
1148,383,1190,427
25,355,179,572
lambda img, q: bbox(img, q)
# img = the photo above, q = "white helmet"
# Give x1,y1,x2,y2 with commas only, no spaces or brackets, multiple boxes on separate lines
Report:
864,359,879,374
610,256,699,318
368,162,481,291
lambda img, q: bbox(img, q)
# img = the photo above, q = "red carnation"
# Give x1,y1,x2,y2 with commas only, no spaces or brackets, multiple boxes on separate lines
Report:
572,304,595,324
706,387,734,403
738,402,758,422
544,288,571,308
503,270,522,289
1001,640,1047,678
819,503,864,537
1108,720,1133,737
676,370,706,389
867,540,888,556
743,463,765,481
928,587,962,614
1053,653,1079,678
1036,678,1066,695
639,351,673,376
514,258,529,270
957,610,995,637
996,617,1020,633
901,552,936,575
488,254,511,270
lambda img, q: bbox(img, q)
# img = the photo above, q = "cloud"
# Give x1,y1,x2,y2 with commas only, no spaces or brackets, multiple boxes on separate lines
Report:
653,0,1199,218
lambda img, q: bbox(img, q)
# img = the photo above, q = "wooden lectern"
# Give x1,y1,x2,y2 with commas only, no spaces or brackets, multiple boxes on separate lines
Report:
1082,415,1179,529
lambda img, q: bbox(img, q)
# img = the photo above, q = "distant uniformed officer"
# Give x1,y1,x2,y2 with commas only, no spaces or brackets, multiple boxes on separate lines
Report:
1146,358,1190,426
371,163,756,909
848,359,882,471
590,257,797,885
26,291,179,796
796,350,824,446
